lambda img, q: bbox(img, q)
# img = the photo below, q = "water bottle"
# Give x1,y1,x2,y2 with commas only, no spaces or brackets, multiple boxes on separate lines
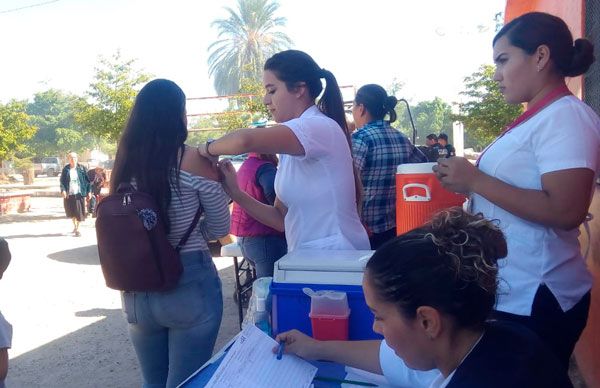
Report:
253,296,271,336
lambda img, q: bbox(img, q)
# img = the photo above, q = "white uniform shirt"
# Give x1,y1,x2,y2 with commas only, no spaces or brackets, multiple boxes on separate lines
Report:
472,96,600,315
379,340,439,387
275,105,370,251
68,167,80,195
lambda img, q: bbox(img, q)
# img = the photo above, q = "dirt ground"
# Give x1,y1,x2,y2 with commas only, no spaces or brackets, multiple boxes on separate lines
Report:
0,196,241,387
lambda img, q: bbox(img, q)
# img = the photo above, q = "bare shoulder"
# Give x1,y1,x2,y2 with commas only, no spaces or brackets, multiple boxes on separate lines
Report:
180,145,220,181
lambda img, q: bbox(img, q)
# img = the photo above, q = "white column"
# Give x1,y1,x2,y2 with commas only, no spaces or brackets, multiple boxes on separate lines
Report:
452,121,464,157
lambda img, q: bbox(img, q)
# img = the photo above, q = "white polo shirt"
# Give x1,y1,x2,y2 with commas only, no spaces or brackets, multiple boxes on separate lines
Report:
379,340,440,387
275,105,370,252
472,96,600,315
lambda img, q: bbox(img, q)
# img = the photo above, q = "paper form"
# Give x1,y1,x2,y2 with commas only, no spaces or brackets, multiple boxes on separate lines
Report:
343,366,393,387
205,324,317,388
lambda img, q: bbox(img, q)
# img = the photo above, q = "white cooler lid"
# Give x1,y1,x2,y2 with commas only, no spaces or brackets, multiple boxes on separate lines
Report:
397,162,436,174
273,249,375,285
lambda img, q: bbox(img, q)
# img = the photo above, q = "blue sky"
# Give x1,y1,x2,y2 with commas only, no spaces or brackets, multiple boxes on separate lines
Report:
0,0,506,110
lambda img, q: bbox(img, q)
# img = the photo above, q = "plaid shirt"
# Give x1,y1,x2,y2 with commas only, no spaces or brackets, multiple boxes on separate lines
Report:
352,120,427,233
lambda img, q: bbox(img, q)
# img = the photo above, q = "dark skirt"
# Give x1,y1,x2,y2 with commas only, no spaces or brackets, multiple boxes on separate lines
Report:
64,194,86,221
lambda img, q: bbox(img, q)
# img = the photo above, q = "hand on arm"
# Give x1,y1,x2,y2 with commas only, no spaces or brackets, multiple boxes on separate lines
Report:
218,160,285,232
273,330,383,374
181,145,220,181
434,157,595,230
198,125,304,158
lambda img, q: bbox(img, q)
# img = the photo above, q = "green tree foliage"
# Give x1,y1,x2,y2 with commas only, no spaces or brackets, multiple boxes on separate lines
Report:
213,76,270,132
455,65,522,149
26,89,92,156
208,0,292,95
0,100,37,161
394,98,454,146
76,52,152,143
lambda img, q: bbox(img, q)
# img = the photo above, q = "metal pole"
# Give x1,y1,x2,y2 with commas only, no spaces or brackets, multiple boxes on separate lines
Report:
398,98,417,144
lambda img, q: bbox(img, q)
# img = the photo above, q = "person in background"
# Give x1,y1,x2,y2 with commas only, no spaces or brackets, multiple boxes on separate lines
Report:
110,79,230,388
199,50,369,252
59,152,90,236
351,84,427,249
434,12,599,368
86,166,106,217
0,238,12,388
276,208,571,387
418,133,441,162
231,153,287,278
437,133,455,158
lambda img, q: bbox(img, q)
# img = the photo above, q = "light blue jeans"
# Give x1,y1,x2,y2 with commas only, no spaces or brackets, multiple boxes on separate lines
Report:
239,235,287,278
121,250,223,388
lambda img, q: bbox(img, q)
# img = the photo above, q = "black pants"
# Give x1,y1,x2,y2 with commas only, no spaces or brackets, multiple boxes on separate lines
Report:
369,228,397,250
491,284,590,370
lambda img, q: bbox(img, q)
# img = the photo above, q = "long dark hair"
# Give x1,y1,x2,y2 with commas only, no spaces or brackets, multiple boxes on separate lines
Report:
494,12,595,77
110,79,188,232
355,84,398,123
366,208,507,330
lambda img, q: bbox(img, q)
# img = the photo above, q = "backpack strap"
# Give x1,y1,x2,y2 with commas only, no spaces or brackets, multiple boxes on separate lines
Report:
175,204,203,252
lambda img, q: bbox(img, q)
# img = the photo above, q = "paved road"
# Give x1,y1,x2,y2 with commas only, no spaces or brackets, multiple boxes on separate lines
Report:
0,196,241,387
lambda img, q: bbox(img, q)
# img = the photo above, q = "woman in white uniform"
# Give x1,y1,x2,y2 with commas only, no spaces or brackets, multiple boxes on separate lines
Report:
433,12,599,368
275,208,571,387
198,50,369,252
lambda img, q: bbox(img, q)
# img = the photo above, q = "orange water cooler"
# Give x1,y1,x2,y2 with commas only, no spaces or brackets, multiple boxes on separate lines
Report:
396,162,467,235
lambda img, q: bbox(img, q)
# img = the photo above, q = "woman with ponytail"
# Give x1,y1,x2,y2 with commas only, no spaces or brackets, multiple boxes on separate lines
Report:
199,50,369,252
275,208,571,387
434,12,600,368
351,84,427,249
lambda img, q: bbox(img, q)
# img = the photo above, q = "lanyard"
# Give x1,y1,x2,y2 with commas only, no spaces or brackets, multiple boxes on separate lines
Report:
475,84,572,167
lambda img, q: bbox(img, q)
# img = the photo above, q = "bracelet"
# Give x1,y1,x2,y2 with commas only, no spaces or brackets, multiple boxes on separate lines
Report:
205,140,217,157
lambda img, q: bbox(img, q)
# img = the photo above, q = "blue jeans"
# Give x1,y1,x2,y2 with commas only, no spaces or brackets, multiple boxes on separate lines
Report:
239,235,287,278
121,250,223,388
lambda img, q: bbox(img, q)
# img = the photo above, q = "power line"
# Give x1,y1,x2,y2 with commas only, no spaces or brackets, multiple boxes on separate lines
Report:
0,0,60,15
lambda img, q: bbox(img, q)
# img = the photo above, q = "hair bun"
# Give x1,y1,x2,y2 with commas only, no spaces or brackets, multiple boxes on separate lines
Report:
386,96,398,110
428,207,507,266
566,38,595,77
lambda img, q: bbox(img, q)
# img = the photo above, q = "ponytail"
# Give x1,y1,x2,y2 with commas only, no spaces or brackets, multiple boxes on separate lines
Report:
318,69,348,132
354,84,398,123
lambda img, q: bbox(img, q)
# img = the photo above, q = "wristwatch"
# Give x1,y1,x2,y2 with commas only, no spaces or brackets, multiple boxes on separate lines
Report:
205,139,216,157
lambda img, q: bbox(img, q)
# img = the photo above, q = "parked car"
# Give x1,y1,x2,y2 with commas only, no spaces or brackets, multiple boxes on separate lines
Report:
219,154,248,171
33,157,62,177
101,159,115,169
80,159,103,170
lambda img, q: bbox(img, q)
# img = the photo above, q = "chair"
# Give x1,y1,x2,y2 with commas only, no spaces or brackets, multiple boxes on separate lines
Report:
220,242,256,329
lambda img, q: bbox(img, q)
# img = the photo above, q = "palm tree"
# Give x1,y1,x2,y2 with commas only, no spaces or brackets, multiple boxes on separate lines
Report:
208,0,293,96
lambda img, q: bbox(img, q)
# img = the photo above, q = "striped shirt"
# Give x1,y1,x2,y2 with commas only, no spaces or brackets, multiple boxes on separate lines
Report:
167,170,231,253
352,120,427,233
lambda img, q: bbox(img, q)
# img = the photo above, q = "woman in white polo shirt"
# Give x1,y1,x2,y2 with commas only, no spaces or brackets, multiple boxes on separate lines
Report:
198,50,369,252
434,12,599,368
276,209,571,388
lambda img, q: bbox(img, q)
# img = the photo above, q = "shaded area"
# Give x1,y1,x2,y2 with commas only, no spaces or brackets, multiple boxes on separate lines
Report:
47,245,100,265
5,265,240,387
4,233,65,239
0,213,66,224
6,308,140,388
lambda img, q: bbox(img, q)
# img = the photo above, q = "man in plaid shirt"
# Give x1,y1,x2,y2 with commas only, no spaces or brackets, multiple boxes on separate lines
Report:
351,85,427,249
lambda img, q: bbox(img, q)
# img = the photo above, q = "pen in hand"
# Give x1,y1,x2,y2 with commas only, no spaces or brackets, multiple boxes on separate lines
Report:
276,340,285,360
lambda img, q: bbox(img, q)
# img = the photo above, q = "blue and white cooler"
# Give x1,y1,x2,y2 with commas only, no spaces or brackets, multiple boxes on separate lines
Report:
271,249,382,340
